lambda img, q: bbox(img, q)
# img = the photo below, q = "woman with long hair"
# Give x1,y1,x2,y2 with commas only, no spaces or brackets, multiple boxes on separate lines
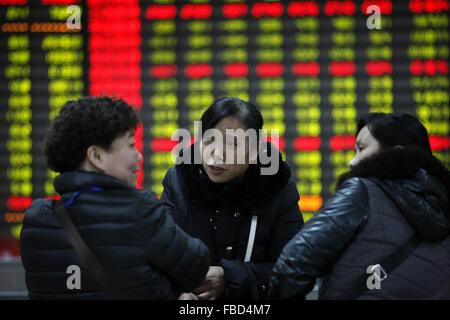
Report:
269,112,449,299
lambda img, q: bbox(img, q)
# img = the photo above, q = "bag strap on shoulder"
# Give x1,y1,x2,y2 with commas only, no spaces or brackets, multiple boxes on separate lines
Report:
54,199,127,299
343,233,421,299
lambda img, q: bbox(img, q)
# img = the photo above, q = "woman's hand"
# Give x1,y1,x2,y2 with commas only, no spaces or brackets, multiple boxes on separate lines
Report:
193,266,225,300
178,292,199,300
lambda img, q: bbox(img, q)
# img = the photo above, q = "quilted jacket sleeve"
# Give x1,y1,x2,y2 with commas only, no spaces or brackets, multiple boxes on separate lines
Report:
268,178,370,299
139,192,211,293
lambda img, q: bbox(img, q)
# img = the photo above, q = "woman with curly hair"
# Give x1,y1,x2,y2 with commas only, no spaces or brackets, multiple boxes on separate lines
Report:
20,96,210,299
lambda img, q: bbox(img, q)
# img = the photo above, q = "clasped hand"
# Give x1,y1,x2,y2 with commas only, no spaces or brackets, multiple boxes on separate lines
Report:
178,266,225,300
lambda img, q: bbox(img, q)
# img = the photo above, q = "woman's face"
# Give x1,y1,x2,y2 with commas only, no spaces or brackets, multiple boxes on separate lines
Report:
201,115,252,183
348,125,381,169
100,130,142,187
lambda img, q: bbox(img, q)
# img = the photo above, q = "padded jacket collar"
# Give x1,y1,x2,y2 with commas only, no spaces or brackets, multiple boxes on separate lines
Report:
54,170,133,195
175,141,291,213
337,147,449,241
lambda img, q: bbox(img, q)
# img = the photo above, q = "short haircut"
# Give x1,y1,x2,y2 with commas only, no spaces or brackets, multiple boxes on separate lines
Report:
44,96,139,173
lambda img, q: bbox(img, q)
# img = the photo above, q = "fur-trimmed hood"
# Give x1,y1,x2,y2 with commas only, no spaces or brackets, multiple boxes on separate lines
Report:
336,147,447,187
337,147,450,240
174,141,292,214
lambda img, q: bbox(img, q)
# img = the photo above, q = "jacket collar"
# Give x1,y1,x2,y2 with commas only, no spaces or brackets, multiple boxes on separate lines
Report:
175,142,291,214
337,147,449,240
336,147,434,187
54,170,133,195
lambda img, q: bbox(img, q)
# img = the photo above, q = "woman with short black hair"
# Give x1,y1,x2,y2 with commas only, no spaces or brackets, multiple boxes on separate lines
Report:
20,96,210,299
269,112,450,300
161,97,304,300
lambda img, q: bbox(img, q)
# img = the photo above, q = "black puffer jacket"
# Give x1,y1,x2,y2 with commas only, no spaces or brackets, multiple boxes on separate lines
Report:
269,148,450,300
20,171,210,299
161,142,304,299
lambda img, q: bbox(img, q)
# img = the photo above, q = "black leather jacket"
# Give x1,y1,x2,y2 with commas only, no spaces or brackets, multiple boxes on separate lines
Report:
269,163,450,299
161,143,304,299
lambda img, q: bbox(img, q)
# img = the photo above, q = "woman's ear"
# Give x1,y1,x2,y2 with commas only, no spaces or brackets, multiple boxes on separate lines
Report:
84,145,106,172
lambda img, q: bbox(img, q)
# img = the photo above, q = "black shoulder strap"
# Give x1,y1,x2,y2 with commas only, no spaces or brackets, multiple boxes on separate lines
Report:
343,233,421,300
54,199,127,299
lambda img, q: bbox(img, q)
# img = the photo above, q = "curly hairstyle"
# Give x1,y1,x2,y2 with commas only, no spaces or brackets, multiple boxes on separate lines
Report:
44,96,140,173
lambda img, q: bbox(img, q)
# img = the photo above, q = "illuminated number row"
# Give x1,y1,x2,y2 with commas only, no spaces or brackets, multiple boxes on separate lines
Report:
291,16,322,221
327,13,357,196
185,19,213,138
145,17,178,195
409,5,449,168
254,17,284,144
43,31,85,196
141,2,399,21
146,61,427,80
88,0,144,189
367,14,393,113
5,31,33,208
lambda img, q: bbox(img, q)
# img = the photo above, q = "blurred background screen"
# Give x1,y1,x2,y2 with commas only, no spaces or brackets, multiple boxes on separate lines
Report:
0,0,449,260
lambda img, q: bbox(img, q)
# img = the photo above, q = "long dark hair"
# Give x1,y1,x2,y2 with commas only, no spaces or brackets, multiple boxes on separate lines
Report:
357,113,432,154
350,112,449,193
